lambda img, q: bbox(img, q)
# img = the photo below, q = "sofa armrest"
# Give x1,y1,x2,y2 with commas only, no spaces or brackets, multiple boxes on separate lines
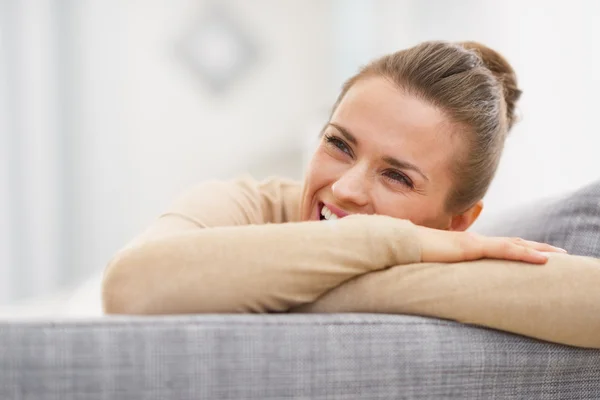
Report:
1,314,599,399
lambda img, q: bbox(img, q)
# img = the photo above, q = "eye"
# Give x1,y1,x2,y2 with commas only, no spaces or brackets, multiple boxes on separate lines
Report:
383,169,414,189
324,134,353,157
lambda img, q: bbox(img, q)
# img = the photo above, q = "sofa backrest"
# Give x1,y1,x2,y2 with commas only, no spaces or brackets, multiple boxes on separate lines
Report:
475,179,600,258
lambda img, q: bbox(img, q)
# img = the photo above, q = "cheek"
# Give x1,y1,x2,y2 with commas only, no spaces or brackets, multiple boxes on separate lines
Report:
371,186,447,226
371,189,413,220
306,149,341,187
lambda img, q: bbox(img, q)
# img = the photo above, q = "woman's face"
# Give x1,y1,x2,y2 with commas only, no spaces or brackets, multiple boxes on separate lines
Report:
301,76,478,230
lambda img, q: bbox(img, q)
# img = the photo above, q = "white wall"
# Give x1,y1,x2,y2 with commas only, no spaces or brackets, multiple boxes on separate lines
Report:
0,15,12,303
73,0,334,281
0,0,63,301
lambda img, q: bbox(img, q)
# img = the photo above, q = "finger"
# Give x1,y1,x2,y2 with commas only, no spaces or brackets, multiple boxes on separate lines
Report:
519,247,550,264
515,239,567,253
484,238,549,264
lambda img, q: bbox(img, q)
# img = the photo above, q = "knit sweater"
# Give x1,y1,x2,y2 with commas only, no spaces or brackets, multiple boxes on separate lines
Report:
102,176,600,348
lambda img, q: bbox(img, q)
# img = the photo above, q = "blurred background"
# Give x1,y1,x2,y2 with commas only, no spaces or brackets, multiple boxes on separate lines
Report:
0,0,599,315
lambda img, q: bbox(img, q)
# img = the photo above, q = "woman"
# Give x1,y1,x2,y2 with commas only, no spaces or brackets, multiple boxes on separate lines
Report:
102,41,600,348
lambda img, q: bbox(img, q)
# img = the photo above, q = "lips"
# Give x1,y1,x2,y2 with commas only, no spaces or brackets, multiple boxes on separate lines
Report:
318,202,349,220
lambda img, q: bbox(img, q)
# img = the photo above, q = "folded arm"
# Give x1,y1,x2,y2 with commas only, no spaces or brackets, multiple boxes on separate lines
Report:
102,177,600,348
291,253,600,349
102,214,420,314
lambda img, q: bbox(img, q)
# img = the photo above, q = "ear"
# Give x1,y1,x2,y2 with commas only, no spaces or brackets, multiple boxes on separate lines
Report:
449,200,483,231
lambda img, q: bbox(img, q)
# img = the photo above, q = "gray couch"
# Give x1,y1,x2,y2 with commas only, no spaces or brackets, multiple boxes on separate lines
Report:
2,180,600,400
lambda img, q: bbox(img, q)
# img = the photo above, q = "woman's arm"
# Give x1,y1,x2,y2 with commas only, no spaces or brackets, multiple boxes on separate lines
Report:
101,214,421,314
102,176,565,317
102,210,562,316
290,253,600,349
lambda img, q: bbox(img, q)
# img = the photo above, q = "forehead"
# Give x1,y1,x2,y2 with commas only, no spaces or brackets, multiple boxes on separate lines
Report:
331,76,462,175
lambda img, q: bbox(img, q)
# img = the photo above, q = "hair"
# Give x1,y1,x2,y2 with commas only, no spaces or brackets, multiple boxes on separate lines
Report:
331,41,522,213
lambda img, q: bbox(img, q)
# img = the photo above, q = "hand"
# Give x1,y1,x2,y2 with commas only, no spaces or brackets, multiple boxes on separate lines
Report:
416,227,566,264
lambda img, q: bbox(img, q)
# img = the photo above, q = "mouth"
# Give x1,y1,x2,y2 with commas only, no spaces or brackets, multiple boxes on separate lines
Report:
318,202,348,221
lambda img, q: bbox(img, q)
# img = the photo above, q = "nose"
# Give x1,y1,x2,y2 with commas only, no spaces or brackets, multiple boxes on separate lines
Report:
331,167,370,208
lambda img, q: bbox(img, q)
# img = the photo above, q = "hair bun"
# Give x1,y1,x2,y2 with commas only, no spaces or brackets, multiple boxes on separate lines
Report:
460,41,522,130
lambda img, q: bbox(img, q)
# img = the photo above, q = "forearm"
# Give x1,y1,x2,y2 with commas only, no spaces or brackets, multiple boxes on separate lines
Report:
102,215,420,315
291,253,600,348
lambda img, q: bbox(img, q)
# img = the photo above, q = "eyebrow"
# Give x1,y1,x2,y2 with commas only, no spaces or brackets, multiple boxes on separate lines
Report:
329,122,358,146
328,122,430,182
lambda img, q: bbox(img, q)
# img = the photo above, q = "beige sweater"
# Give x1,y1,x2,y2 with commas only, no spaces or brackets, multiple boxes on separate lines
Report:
102,176,600,348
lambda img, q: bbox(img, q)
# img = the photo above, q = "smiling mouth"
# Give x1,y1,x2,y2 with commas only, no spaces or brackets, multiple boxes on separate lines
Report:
319,203,340,221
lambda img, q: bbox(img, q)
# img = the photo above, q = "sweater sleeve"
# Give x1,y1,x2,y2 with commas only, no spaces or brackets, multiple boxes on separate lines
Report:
115,176,302,250
101,177,421,314
290,253,600,349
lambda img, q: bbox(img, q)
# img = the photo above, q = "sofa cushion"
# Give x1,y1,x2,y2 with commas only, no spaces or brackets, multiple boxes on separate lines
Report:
475,179,600,257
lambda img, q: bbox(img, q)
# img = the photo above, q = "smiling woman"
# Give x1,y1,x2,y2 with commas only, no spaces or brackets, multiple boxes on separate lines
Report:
101,41,600,349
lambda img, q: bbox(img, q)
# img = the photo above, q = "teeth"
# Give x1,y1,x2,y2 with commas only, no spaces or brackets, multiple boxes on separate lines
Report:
321,205,339,220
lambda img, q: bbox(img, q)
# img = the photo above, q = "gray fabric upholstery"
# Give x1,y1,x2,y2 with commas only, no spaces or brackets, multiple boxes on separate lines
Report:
1,314,600,400
476,179,600,257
